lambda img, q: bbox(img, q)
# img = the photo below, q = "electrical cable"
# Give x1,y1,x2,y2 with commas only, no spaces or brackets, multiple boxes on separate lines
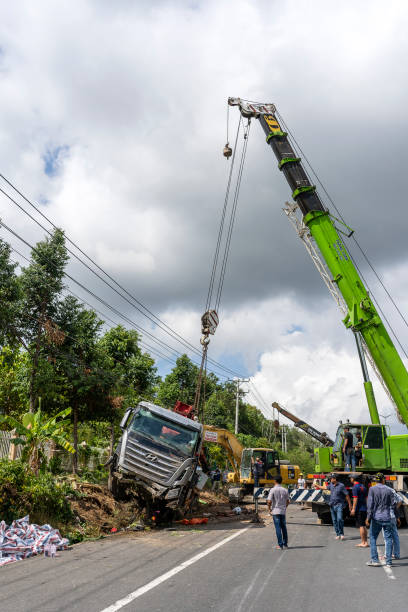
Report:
1,221,233,380
0,175,246,379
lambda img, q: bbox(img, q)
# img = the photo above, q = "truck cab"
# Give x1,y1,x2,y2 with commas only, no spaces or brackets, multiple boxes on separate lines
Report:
109,401,204,510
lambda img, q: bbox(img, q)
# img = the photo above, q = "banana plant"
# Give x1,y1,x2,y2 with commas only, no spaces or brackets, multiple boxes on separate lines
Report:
0,407,75,474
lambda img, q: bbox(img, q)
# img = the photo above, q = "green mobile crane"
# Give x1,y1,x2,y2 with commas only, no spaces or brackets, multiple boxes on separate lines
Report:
228,98,408,499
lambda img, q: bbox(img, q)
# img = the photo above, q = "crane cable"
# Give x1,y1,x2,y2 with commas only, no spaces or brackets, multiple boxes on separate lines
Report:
275,110,408,360
205,116,242,311
196,108,252,417
215,118,251,312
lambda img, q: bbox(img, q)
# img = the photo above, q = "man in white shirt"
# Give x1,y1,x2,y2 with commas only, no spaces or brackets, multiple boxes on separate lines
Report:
297,474,306,489
267,476,290,550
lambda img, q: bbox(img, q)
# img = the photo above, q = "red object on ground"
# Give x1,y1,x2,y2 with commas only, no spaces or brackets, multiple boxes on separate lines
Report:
110,527,118,533
179,518,209,525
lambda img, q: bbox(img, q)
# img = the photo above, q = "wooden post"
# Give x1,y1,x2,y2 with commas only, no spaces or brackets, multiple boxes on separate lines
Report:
8,430,18,461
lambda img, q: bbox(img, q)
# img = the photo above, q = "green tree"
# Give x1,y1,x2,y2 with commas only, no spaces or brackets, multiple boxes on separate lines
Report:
99,325,159,403
0,407,74,475
14,229,68,411
53,296,114,472
0,239,20,347
157,354,199,408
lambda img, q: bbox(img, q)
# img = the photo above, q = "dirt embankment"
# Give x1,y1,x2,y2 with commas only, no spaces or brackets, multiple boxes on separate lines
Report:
68,484,256,540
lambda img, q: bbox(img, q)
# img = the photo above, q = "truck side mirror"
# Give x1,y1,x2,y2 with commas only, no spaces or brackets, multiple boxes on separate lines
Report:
120,408,133,430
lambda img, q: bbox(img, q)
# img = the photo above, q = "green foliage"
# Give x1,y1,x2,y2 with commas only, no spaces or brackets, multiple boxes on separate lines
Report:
0,407,75,474
0,459,73,524
157,354,200,408
0,239,20,347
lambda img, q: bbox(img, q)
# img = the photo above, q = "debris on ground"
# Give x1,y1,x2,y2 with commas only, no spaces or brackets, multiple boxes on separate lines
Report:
68,482,143,540
193,490,256,524
0,515,69,567
177,518,209,525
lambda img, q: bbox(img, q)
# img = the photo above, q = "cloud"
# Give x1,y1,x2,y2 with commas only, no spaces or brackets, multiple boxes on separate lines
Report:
0,0,407,433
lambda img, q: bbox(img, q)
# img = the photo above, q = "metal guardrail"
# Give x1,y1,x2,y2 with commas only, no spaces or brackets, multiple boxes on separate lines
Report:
254,486,408,507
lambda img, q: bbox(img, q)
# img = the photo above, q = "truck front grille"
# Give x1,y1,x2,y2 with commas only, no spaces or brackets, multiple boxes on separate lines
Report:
122,436,183,484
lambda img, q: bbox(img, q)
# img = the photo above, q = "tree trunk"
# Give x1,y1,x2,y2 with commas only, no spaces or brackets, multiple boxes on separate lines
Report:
29,305,46,412
109,422,115,456
72,406,78,474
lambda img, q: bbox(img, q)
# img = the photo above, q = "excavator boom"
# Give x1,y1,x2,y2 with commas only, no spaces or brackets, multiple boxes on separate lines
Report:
272,402,334,446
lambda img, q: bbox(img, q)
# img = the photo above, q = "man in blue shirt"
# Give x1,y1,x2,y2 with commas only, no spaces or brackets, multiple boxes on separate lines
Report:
366,473,396,567
350,475,368,547
317,474,352,540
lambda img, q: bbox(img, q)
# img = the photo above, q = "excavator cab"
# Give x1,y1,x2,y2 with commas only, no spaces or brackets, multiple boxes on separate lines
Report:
240,448,280,483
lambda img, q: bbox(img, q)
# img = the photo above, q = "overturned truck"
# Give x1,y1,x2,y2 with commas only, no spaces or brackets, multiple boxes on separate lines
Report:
108,401,205,516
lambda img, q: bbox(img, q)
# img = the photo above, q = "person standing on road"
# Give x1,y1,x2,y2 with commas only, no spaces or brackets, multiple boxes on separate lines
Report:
350,475,368,547
267,475,290,550
365,473,396,567
317,474,352,540
380,488,402,562
343,427,355,472
297,473,306,489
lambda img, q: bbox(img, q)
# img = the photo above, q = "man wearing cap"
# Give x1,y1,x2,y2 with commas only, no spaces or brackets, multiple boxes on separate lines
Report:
316,473,352,540
365,473,396,567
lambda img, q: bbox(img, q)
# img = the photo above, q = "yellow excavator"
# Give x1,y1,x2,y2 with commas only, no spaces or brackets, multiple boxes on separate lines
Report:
203,425,300,495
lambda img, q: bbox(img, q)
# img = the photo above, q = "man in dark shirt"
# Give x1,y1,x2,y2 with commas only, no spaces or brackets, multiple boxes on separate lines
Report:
366,473,396,567
317,474,352,540
343,427,355,471
350,475,368,547
354,431,363,467
252,457,264,488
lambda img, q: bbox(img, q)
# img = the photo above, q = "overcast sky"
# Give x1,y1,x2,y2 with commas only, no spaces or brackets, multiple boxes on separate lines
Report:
1,0,408,436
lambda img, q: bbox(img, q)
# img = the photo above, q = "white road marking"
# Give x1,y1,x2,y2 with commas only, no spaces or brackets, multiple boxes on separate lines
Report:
100,526,251,612
381,562,396,580
376,545,396,580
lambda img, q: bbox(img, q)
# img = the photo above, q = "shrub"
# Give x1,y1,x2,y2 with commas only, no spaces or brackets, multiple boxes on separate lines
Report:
0,459,73,525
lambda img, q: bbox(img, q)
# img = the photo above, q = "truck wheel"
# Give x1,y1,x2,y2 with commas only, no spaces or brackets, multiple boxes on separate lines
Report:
110,474,127,500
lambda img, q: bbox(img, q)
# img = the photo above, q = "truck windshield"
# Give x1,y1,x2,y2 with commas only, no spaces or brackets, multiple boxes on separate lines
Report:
130,407,198,456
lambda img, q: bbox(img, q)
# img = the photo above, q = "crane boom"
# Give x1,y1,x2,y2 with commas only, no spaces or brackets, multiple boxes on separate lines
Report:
228,97,408,428
272,402,334,446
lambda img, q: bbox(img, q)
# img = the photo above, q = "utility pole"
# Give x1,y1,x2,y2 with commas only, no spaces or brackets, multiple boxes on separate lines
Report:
281,424,288,453
234,378,249,434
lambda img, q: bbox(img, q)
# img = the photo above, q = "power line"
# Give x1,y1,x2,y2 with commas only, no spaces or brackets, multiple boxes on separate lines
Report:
2,228,231,380
0,174,246,379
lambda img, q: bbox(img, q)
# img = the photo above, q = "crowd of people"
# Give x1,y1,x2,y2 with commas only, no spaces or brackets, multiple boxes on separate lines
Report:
267,471,403,567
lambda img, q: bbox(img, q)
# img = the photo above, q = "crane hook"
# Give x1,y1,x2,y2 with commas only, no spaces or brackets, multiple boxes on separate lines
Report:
223,143,232,159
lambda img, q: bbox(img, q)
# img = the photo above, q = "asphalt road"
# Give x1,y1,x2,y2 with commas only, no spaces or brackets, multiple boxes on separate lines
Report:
1,505,407,612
